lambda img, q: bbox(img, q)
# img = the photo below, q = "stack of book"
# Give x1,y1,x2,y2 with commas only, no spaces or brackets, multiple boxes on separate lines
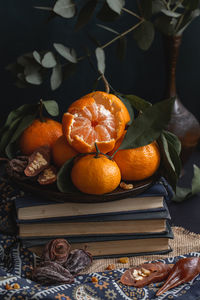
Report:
15,181,173,258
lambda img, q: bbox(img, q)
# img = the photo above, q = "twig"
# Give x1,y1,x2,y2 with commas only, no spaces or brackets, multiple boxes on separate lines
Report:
101,74,110,93
122,7,143,20
175,14,184,33
101,20,144,49
172,0,183,12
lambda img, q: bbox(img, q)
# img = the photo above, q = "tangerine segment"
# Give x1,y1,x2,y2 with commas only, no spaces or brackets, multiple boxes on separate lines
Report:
84,91,131,125
63,96,125,153
71,154,121,195
20,118,62,156
113,142,160,181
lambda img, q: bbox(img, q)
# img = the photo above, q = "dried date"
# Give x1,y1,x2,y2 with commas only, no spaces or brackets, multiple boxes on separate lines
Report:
24,146,50,177
32,261,74,285
64,249,93,275
37,166,57,185
42,239,71,265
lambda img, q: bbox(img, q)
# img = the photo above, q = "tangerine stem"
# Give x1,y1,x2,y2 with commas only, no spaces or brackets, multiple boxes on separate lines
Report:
94,143,100,158
101,74,110,93
39,99,45,122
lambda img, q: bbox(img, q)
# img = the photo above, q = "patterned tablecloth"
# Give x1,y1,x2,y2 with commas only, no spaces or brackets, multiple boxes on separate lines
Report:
0,176,200,299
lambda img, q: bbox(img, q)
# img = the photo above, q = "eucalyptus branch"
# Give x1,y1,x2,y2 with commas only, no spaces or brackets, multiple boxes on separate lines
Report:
101,20,144,49
172,0,184,12
175,14,184,33
122,7,143,20
101,74,110,93
162,0,170,10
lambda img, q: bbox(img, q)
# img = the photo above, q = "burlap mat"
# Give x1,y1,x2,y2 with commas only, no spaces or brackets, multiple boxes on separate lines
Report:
85,226,200,273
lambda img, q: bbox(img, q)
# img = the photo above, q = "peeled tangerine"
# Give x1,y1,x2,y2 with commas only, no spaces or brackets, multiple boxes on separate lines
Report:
62,91,130,154
71,154,121,195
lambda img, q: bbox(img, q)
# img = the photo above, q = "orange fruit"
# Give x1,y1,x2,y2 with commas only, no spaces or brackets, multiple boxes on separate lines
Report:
71,154,121,195
62,91,130,154
113,141,160,181
52,135,78,168
19,118,62,155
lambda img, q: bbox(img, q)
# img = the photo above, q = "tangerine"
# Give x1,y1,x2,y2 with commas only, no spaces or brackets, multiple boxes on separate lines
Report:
71,154,121,195
113,142,160,181
62,91,130,154
19,118,62,155
52,135,78,168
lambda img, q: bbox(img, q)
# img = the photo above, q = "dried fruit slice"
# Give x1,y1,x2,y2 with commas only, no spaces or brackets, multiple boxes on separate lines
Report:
37,166,57,185
62,92,130,153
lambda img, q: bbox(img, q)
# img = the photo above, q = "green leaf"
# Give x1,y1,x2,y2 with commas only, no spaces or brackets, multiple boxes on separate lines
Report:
140,0,152,20
116,95,134,125
54,43,77,63
163,130,181,155
97,1,119,22
119,94,152,111
106,0,125,14
53,0,76,18
43,100,59,117
95,47,105,74
57,158,79,193
50,64,63,90
5,114,37,159
0,118,21,155
160,9,181,18
118,97,174,151
192,164,200,194
133,21,155,51
75,0,97,31
152,0,166,14
97,24,119,34
116,36,127,61
173,164,200,202
41,52,57,68
157,135,178,190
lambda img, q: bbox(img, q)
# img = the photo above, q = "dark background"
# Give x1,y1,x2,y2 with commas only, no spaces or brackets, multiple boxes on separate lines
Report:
1,0,200,123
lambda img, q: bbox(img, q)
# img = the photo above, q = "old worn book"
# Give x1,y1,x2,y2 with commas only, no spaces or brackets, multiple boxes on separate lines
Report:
15,182,170,221
22,224,173,258
17,204,170,237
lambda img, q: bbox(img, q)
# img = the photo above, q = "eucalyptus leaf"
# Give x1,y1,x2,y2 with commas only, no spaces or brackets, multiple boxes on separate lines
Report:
97,2,119,22
34,6,52,11
43,100,59,117
53,0,76,18
155,15,177,35
50,64,63,90
172,186,191,202
116,36,127,61
33,51,42,64
161,9,181,18
97,24,119,34
163,130,181,155
152,0,166,14
57,158,79,193
118,97,174,151
192,164,200,194
116,95,134,125
106,0,125,14
54,43,77,63
25,71,43,85
41,52,57,68
133,21,155,51
119,94,152,111
75,0,97,31
0,118,21,154
5,114,37,159
95,47,105,74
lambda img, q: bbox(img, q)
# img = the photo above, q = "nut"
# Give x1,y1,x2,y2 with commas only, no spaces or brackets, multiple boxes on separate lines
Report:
120,182,134,190
91,276,98,283
5,283,12,290
118,257,129,264
37,166,57,185
106,264,116,270
24,146,51,177
141,267,151,276
12,283,20,289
